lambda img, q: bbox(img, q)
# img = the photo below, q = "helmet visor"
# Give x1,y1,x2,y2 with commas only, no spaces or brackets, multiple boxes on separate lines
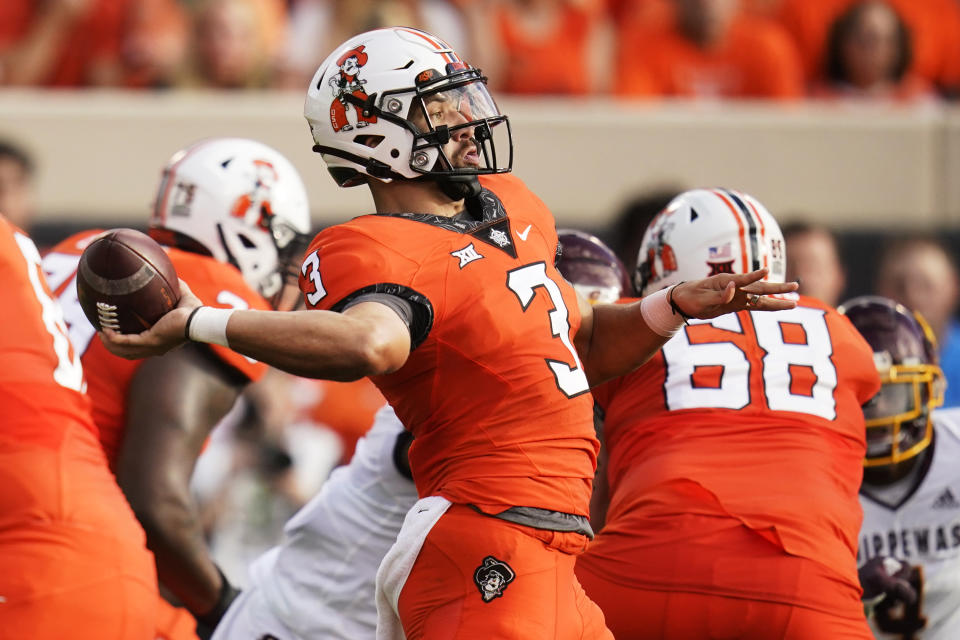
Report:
408,76,512,175
863,381,915,424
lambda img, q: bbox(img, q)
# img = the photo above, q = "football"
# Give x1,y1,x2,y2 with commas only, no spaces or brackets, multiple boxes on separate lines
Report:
76,228,181,334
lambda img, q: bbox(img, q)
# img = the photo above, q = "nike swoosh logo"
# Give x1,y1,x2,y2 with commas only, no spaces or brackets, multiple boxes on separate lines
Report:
517,224,532,241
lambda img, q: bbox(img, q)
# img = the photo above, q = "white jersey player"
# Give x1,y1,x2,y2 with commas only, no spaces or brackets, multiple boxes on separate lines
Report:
212,404,418,639
841,296,954,639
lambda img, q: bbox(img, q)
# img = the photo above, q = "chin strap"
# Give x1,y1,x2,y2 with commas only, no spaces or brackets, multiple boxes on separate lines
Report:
436,175,481,201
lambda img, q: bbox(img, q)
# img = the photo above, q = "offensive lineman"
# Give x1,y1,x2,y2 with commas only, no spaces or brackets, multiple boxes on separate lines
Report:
840,296,958,640
576,189,881,639
100,28,798,639
42,138,311,639
0,215,158,637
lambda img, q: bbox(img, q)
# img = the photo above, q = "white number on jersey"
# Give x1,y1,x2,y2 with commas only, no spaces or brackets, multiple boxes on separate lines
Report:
506,261,590,397
753,307,837,420
301,250,327,306
42,251,96,356
663,313,750,410
17,235,85,391
663,308,837,419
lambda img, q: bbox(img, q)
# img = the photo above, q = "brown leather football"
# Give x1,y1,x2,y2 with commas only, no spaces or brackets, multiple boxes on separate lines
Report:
76,228,181,334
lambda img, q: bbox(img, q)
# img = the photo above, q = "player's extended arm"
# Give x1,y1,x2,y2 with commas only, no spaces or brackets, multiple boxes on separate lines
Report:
99,280,412,380
117,344,245,624
576,269,798,386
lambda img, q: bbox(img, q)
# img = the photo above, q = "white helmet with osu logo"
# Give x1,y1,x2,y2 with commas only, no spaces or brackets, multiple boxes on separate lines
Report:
303,27,512,198
635,188,786,296
149,137,312,307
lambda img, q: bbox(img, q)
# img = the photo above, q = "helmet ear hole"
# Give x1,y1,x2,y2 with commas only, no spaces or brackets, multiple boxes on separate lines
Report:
354,135,385,148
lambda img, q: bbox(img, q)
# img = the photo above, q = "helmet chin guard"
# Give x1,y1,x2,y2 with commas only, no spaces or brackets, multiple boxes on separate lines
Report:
304,28,512,194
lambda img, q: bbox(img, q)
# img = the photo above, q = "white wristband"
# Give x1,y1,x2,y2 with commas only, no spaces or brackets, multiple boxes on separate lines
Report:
640,287,685,338
186,307,234,348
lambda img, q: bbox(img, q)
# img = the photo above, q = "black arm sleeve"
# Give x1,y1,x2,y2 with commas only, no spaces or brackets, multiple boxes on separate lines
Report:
336,284,434,350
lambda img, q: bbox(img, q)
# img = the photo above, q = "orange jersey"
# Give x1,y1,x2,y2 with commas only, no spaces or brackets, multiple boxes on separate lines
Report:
615,13,804,99
590,295,880,601
0,218,96,448
299,174,598,516
43,230,270,468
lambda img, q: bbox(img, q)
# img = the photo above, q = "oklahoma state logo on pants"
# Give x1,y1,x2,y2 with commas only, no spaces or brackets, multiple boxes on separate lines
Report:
474,556,516,602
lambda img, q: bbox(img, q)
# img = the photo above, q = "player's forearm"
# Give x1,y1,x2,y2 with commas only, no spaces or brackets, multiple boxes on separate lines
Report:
133,492,223,615
580,300,667,386
224,308,405,380
119,347,243,617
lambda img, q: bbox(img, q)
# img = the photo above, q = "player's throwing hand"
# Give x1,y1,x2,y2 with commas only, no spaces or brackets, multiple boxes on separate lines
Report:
100,278,202,359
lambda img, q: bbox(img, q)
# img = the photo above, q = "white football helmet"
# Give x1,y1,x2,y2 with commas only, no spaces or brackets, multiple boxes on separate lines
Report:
635,188,786,296
149,137,312,306
304,27,512,191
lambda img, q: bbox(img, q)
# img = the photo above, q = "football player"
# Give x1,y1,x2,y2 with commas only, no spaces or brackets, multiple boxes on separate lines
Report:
840,296,958,640
556,228,632,304
575,188,882,639
0,215,158,637
210,228,628,639
100,28,797,639
41,137,311,639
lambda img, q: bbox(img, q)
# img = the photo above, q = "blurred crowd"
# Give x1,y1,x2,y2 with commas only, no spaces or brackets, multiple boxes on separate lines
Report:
3,0,960,101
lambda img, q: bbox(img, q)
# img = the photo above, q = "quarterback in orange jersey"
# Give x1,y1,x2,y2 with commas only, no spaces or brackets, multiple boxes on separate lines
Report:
100,28,797,639
576,188,881,639
41,138,311,639
0,215,158,638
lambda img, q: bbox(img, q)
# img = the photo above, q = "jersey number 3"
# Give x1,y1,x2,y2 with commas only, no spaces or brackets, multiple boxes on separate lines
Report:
507,262,590,398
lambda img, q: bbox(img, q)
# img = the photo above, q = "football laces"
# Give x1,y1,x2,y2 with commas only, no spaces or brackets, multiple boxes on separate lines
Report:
96,301,120,331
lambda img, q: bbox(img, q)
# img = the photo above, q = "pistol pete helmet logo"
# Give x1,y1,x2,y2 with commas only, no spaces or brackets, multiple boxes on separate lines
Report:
329,45,377,132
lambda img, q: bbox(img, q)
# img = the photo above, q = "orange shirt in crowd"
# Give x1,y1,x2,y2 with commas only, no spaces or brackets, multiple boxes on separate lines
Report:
615,12,804,99
493,0,603,95
0,0,129,86
777,0,960,90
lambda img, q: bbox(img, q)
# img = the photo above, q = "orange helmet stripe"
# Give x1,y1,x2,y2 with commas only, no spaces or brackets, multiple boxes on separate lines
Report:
397,27,456,64
711,189,749,274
